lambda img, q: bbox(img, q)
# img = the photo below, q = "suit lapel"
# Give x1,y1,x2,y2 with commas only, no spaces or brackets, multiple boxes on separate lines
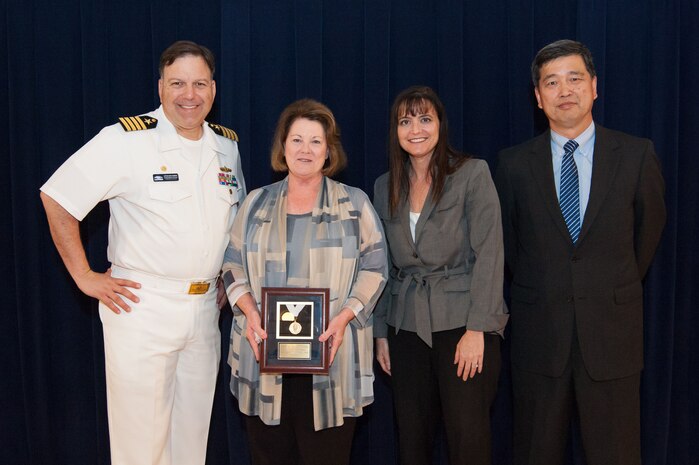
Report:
398,196,419,255
415,182,437,242
528,132,572,243
579,125,621,242
399,175,439,255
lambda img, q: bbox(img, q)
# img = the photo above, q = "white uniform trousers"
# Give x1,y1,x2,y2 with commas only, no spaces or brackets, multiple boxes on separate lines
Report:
99,268,220,465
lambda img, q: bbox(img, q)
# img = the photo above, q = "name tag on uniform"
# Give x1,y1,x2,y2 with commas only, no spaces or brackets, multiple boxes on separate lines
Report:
153,173,179,182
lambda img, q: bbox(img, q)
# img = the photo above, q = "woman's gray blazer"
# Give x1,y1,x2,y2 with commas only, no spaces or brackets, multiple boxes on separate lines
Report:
373,158,508,347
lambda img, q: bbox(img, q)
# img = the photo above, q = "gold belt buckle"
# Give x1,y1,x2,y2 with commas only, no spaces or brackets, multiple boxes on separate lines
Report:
188,282,210,295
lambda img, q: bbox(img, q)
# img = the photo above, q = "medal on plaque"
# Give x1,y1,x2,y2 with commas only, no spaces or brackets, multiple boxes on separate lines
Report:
280,303,308,337
260,287,330,374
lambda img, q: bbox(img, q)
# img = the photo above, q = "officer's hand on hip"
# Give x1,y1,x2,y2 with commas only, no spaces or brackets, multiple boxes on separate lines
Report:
76,268,141,314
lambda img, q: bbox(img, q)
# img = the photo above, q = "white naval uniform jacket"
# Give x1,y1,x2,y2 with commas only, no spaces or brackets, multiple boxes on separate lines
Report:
41,106,246,280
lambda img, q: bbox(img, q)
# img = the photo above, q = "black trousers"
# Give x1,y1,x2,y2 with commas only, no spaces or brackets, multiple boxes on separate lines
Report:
245,374,357,465
388,327,502,465
512,329,641,465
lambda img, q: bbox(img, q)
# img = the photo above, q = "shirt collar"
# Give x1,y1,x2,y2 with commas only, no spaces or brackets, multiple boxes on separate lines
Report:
153,105,220,154
550,121,595,160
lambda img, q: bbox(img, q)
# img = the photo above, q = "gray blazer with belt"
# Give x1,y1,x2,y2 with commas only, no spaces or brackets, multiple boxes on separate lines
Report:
373,158,508,346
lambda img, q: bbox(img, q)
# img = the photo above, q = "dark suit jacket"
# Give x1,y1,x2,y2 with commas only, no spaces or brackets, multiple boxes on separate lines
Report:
373,158,508,346
495,125,665,381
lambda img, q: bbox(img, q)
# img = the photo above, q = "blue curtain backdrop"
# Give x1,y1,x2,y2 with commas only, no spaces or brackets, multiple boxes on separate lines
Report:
1,0,696,464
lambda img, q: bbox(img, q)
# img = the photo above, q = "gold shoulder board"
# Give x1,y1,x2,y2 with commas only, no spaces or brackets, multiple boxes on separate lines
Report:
208,123,239,141
118,115,158,132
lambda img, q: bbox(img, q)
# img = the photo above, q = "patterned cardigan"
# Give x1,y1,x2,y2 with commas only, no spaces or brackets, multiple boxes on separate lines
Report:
222,176,388,430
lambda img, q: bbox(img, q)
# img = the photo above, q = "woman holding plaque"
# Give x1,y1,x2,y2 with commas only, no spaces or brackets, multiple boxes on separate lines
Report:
221,99,388,465
373,86,508,465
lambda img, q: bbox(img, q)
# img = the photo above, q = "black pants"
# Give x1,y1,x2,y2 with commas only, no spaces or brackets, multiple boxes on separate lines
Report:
388,327,501,465
245,374,357,465
512,329,641,465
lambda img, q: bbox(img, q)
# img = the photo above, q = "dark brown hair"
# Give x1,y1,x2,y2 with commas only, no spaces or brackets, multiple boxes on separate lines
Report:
270,99,347,177
387,86,470,215
159,40,215,78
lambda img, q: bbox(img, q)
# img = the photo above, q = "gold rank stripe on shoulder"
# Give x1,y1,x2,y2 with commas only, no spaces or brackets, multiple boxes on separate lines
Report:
118,115,158,132
208,123,239,141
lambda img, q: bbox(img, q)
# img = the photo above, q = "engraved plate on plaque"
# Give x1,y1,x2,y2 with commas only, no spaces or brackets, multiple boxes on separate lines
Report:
278,343,312,360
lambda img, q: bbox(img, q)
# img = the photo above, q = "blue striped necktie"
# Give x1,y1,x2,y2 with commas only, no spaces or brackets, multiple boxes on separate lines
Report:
560,139,581,243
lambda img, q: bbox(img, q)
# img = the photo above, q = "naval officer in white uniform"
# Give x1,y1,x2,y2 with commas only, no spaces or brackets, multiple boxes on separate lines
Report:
40,40,246,465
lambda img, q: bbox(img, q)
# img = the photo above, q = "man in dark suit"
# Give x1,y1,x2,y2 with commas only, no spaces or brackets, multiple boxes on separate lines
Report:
495,40,665,465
